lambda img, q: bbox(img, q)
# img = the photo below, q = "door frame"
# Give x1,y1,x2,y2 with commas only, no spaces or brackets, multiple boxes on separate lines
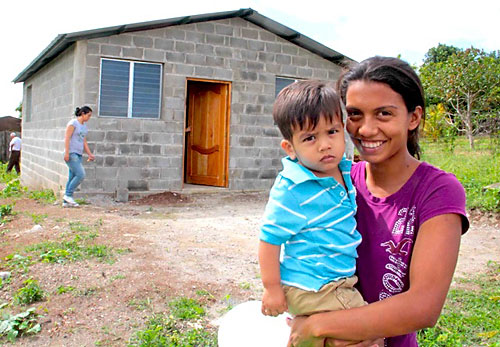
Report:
182,78,232,188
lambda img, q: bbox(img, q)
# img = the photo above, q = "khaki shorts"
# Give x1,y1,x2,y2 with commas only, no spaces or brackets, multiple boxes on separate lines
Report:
283,275,365,316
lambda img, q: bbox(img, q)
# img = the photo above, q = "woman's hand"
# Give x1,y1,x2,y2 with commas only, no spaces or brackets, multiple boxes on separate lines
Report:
324,338,384,346
287,315,324,347
64,152,69,162
287,316,384,347
87,153,95,162
261,285,288,316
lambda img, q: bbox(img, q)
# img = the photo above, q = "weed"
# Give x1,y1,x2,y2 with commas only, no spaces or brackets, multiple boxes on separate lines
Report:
195,289,215,300
168,297,205,320
239,282,252,290
28,212,48,225
24,237,114,264
110,274,126,282
0,164,19,184
418,261,500,345
28,189,56,204
69,221,91,233
128,298,153,311
0,179,26,198
13,278,45,305
128,311,217,347
56,286,75,294
0,204,15,224
0,204,14,218
4,254,33,273
0,307,41,342
75,198,89,205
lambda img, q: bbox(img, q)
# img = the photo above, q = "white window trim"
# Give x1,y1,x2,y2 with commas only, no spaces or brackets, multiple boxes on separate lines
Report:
98,58,163,119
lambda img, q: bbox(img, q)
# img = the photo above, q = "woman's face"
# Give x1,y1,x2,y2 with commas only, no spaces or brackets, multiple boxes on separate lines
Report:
82,111,92,123
345,81,421,165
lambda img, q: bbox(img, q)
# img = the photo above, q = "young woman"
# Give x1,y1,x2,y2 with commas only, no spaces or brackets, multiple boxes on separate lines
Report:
63,106,95,207
287,56,469,346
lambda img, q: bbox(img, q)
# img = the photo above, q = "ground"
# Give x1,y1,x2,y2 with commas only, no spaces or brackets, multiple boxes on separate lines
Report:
0,190,499,346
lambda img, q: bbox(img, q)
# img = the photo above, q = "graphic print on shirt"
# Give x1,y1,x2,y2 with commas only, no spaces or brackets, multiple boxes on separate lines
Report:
379,206,416,301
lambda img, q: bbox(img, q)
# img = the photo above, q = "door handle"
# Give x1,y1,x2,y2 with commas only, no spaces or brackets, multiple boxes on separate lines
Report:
185,126,191,133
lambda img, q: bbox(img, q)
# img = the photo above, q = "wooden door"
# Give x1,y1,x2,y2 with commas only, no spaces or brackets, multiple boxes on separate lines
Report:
185,81,229,187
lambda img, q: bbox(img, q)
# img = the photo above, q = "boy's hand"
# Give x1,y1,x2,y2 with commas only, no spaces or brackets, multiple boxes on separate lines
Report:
261,285,288,316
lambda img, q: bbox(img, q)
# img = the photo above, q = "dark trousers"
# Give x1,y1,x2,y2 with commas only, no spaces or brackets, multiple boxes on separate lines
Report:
7,150,20,174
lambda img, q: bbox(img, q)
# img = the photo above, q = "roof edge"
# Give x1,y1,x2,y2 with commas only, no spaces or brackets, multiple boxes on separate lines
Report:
13,8,355,83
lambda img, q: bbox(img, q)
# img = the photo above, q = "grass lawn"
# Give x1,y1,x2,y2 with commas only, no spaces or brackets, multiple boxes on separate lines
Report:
421,136,500,212
418,261,500,346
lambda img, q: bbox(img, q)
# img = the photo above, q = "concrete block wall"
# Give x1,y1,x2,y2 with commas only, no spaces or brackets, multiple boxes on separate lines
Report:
20,17,345,198
79,17,344,195
20,47,78,193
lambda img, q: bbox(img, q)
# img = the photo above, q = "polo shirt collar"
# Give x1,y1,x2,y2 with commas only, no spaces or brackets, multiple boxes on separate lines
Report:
280,156,351,185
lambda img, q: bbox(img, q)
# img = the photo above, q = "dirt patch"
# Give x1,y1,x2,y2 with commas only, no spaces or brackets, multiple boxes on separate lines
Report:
0,190,498,346
130,191,189,205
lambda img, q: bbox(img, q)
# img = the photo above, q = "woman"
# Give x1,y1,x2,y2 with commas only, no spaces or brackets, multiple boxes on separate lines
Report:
287,57,469,346
63,106,95,207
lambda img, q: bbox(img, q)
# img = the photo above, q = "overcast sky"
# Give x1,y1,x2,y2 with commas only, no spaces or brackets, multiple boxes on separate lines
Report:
1,0,498,116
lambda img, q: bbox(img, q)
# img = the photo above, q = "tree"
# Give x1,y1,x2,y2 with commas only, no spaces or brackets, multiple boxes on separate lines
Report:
419,47,500,149
16,102,22,119
424,43,461,64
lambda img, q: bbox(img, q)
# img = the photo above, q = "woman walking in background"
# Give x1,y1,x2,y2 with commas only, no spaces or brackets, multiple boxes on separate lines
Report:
63,106,94,207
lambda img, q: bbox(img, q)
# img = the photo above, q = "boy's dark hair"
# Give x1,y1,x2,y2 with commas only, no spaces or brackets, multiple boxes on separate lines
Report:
337,56,425,159
273,80,343,141
75,106,92,117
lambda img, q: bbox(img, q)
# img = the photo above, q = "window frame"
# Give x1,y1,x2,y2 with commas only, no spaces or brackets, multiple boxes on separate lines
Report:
275,76,300,98
98,58,163,119
25,85,32,122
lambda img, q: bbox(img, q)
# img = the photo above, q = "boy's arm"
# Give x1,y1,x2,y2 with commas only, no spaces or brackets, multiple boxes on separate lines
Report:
258,240,287,316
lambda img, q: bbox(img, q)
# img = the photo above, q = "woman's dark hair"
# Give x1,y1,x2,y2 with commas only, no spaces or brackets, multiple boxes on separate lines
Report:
337,56,425,159
75,106,92,117
273,80,343,141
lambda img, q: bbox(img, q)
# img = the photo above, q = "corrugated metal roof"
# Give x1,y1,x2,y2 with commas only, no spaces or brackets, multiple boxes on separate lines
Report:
13,8,355,83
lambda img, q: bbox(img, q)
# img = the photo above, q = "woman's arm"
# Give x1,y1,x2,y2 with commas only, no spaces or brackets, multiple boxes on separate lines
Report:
259,240,288,316
64,125,75,162
83,138,95,161
288,213,462,343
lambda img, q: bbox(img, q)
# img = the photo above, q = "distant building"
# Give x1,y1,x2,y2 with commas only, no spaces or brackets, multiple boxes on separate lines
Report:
0,116,22,163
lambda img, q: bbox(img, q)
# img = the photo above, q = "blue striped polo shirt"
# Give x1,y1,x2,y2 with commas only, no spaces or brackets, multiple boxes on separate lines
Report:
260,156,361,292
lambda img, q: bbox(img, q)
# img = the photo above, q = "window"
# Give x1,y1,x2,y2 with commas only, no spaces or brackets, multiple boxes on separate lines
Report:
275,77,299,98
25,85,32,122
99,59,162,118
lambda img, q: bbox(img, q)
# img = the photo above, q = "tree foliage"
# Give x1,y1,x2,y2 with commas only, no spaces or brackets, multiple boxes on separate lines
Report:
419,47,500,149
424,43,461,64
15,102,22,119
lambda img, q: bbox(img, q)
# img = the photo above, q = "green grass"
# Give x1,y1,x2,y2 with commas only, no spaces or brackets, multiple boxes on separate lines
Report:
421,136,500,212
13,278,45,305
418,261,500,346
3,220,115,272
128,297,217,346
28,189,56,204
27,212,48,225
24,238,114,264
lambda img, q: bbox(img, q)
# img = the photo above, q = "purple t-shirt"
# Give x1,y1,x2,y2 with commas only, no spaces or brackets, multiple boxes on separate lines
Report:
351,161,469,347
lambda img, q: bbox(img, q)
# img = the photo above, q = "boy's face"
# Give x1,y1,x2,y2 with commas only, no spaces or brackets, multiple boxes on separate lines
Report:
281,114,345,178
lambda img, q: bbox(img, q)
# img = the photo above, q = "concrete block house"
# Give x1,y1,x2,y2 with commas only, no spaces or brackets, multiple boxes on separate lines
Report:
14,8,354,200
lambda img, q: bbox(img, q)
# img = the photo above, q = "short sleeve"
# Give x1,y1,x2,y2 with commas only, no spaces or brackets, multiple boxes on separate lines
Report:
67,119,79,128
259,177,308,245
419,171,469,233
